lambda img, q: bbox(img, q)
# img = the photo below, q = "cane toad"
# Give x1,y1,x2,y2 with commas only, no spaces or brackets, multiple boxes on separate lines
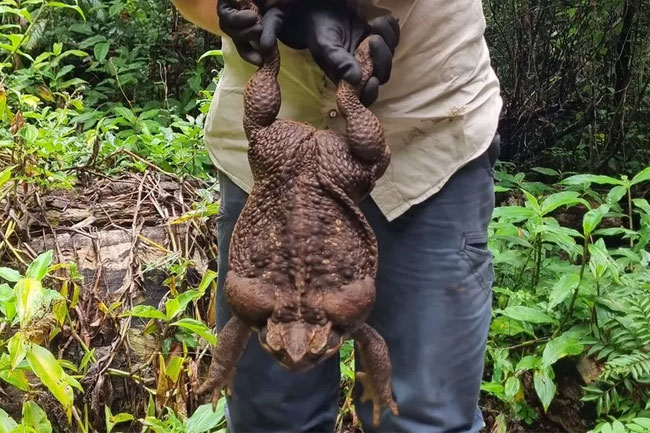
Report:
197,2,398,426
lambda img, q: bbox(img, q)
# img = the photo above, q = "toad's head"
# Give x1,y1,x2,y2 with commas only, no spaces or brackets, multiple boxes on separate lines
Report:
258,318,343,371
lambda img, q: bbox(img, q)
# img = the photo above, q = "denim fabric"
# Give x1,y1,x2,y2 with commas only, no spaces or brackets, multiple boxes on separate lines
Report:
215,137,498,433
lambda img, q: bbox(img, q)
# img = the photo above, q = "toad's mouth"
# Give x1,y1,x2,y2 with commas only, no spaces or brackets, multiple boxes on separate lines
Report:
258,319,343,372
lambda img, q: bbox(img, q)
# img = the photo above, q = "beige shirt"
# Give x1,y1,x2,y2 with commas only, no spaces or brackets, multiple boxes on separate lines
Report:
204,0,502,221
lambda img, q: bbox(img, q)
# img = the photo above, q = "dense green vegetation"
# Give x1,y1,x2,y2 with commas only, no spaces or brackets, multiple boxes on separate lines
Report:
1,0,650,432
486,0,650,173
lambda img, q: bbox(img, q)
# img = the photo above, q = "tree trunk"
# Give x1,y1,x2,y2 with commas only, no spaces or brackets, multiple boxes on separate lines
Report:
604,0,639,167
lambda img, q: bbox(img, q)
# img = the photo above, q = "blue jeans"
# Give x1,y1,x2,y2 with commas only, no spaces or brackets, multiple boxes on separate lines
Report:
215,138,498,433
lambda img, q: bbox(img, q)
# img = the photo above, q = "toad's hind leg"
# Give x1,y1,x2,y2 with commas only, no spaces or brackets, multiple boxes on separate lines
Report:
196,316,251,405
353,323,399,428
243,44,281,140
336,39,391,178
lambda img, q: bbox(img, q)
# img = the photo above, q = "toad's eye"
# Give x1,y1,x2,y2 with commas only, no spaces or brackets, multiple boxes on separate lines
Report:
302,308,327,325
273,305,298,321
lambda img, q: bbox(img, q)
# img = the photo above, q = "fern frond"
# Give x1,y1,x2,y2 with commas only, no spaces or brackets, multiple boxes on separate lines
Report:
628,295,650,346
602,353,650,381
22,18,47,52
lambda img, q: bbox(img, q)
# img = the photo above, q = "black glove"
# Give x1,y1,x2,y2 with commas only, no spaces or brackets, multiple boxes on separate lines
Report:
259,2,400,106
217,0,264,66
217,0,308,66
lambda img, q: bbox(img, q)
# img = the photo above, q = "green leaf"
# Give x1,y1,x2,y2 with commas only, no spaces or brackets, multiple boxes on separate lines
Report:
631,167,650,185
79,348,95,371
588,239,619,281
15,278,44,326
501,306,557,324
122,305,166,320
56,65,75,80
172,203,221,224
516,355,541,372
540,191,587,216
165,290,200,321
104,406,113,433
583,204,610,237
58,359,78,373
548,273,580,309
79,35,107,49
532,167,559,177
114,106,137,123
0,283,16,321
540,225,583,239
542,334,583,367
633,419,650,429
62,49,88,58
20,124,38,143
0,267,21,282
197,270,217,297
165,356,184,383
492,414,507,433
492,206,535,222
607,185,628,205
22,401,52,433
33,51,53,66
94,41,109,62
26,344,74,412
534,368,556,412
105,405,133,433
611,420,626,433
561,174,624,186
0,408,18,433
147,393,155,417
198,49,223,63
172,319,216,345
0,361,30,391
480,382,504,395
490,316,534,337
25,250,53,281
0,6,31,22
138,109,160,120
504,376,520,401
633,198,650,215
111,412,134,424
52,42,62,56
0,167,12,189
522,190,541,214
340,361,355,380
0,352,29,389
8,333,27,369
46,1,85,19
186,401,226,433
593,228,638,238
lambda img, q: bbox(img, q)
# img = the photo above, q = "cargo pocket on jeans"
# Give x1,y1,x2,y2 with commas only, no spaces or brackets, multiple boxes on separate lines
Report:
459,231,494,296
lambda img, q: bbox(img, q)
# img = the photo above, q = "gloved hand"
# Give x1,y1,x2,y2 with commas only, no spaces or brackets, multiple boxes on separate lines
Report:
217,0,264,66
260,2,400,106
217,0,310,66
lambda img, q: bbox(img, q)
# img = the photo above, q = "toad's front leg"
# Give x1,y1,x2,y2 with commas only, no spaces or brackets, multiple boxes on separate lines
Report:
353,323,399,428
196,316,251,407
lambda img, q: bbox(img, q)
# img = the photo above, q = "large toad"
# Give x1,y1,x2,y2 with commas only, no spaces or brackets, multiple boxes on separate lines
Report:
198,2,397,426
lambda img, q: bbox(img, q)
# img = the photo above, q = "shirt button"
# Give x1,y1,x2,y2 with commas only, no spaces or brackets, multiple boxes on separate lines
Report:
328,109,338,118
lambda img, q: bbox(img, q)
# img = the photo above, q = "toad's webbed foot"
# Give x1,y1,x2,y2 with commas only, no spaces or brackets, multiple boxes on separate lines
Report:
353,324,398,427
196,316,251,409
